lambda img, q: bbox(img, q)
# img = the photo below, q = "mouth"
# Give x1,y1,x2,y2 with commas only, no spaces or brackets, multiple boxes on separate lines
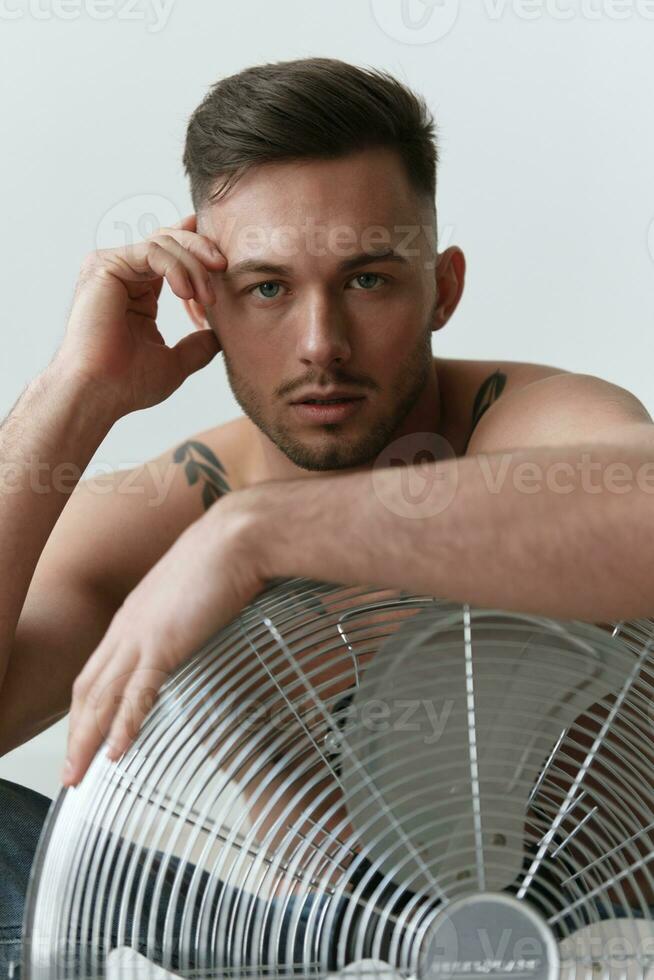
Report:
296,397,362,405
290,396,366,424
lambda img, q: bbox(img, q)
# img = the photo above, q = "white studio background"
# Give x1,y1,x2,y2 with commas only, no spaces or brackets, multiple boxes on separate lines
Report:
1,0,653,800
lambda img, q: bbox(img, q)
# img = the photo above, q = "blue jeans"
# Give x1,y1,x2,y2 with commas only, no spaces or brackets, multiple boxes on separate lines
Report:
0,778,51,980
3,776,654,980
0,777,350,978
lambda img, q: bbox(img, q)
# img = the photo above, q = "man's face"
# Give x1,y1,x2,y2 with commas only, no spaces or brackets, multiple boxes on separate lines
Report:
198,147,441,472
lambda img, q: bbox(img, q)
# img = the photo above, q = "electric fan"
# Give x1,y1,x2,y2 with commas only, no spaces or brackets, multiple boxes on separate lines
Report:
18,576,654,980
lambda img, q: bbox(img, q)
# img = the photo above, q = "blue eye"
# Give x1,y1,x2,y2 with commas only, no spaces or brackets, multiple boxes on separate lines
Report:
350,273,386,290
247,272,388,301
250,281,282,300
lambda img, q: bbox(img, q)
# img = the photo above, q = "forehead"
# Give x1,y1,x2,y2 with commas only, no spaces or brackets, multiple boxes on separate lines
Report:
198,147,427,256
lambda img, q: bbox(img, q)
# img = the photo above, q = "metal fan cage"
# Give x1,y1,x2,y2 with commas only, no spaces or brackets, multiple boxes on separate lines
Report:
20,577,654,980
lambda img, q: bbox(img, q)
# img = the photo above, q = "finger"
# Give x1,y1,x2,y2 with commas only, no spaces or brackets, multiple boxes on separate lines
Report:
165,214,226,270
63,672,124,786
63,646,136,786
118,239,205,306
104,665,167,761
169,212,196,232
106,234,222,307
145,236,216,307
154,228,227,274
152,220,226,272
121,277,163,306
171,328,222,380
147,234,226,307
126,289,158,320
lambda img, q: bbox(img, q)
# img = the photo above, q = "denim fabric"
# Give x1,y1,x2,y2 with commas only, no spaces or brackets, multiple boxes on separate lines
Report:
0,778,52,979
3,776,654,980
0,778,348,979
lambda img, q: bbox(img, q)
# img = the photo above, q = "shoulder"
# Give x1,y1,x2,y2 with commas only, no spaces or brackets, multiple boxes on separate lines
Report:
445,359,653,455
44,415,252,609
163,415,250,509
435,355,571,456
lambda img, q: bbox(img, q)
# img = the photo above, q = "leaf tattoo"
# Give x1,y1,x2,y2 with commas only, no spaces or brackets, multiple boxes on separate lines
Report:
463,369,507,453
173,439,231,510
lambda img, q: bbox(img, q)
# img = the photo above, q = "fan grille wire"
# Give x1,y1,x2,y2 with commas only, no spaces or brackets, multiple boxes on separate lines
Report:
20,578,654,980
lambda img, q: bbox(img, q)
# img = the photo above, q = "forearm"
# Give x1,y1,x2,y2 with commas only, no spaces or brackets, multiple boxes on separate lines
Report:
0,359,117,687
252,443,654,624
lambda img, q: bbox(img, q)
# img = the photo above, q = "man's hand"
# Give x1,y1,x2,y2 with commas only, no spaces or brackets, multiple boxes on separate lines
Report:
60,493,267,787
53,213,225,419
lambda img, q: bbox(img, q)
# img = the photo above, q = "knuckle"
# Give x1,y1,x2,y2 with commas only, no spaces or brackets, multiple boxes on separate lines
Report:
144,238,164,256
150,233,198,268
145,239,179,273
146,233,173,251
86,681,107,710
78,250,107,280
80,249,101,269
111,703,138,742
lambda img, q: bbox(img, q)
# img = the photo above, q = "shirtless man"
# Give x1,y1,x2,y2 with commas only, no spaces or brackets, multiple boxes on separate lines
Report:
1,57,654,974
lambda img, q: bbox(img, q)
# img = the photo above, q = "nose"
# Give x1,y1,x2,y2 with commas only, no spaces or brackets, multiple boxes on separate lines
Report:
294,292,352,368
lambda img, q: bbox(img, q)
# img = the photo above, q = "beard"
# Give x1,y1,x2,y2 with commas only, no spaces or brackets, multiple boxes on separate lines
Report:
222,307,436,472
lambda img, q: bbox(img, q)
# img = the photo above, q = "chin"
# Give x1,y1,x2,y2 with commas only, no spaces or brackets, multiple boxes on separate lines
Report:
277,431,387,472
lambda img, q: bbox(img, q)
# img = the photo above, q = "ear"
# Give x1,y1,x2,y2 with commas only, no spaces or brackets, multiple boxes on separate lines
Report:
431,246,466,332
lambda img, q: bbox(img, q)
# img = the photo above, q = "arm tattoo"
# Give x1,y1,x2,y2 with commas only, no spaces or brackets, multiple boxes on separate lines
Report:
463,369,507,453
172,439,232,511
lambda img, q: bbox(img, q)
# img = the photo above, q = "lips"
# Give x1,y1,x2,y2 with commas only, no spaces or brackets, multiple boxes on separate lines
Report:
291,398,366,424
299,397,363,404
291,389,364,404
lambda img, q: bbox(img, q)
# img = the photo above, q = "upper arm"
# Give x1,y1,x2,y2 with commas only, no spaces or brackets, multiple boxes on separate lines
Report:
0,425,235,757
464,372,654,456
38,426,233,606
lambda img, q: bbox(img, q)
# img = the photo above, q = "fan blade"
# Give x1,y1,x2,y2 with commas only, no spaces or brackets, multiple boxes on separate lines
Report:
341,609,618,895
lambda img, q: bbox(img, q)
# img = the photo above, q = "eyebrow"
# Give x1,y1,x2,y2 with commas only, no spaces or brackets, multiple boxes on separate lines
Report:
222,247,410,280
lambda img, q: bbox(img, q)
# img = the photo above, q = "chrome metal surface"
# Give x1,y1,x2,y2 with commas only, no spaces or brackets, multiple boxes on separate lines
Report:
21,579,654,980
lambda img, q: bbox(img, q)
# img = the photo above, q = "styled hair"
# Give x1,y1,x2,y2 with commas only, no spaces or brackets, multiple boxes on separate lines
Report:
182,56,439,224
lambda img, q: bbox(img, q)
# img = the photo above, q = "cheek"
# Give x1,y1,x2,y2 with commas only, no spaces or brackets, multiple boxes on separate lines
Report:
350,308,418,361
223,336,281,389
352,289,423,335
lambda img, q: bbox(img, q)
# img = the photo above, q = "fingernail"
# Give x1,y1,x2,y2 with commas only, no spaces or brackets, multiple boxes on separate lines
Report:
62,758,75,783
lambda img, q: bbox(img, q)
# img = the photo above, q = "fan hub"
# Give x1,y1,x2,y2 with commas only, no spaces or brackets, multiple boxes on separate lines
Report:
418,892,559,980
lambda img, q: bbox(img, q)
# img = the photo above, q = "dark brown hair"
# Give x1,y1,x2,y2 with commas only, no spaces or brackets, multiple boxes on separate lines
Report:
182,56,439,223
